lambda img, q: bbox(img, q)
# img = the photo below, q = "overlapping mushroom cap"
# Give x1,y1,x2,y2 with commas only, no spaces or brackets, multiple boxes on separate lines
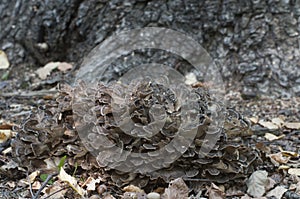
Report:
11,75,261,188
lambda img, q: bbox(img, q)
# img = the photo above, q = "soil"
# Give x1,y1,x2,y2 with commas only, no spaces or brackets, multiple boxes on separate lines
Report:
0,1,300,199
0,62,300,198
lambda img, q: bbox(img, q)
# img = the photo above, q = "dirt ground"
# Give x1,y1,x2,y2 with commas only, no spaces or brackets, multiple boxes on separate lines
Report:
0,63,299,199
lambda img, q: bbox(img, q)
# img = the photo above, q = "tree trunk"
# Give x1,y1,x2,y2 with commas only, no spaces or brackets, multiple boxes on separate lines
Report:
1,0,300,97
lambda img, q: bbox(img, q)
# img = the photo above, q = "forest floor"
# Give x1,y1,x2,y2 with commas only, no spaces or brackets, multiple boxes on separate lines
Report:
0,61,299,199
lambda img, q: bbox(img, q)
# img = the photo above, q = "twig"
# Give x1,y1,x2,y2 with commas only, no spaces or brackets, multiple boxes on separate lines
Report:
41,186,69,199
10,111,32,117
27,171,34,198
32,172,58,199
183,177,213,182
1,90,57,98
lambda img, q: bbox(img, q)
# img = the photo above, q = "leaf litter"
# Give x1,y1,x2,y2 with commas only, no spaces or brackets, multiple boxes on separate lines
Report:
1,62,300,198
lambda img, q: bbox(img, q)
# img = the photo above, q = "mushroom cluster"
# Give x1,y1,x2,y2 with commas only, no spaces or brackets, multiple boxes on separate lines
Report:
11,77,262,188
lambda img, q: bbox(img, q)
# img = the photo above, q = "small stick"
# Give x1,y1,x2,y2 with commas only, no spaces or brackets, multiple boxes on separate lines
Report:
182,177,212,182
32,172,58,199
27,171,34,198
42,186,69,199
1,90,57,98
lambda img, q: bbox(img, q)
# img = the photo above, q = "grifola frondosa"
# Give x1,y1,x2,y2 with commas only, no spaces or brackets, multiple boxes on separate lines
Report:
11,75,261,188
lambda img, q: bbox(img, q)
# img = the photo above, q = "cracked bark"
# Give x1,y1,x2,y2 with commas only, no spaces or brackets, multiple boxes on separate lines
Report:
1,0,300,97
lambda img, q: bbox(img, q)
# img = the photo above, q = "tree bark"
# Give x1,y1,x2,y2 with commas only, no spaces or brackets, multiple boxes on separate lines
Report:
1,0,300,97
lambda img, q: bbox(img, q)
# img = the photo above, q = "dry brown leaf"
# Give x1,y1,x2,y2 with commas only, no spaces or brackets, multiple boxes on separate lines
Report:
264,133,284,141
290,183,300,195
162,178,189,199
265,177,276,191
271,117,284,127
288,168,300,176
0,50,10,69
280,151,299,158
44,182,67,199
258,121,279,130
278,165,290,170
31,181,42,190
0,129,12,143
1,159,18,170
249,116,259,124
277,147,299,158
58,167,86,197
266,186,287,198
44,157,61,171
0,123,13,130
82,176,101,191
6,181,16,188
284,122,300,129
256,142,271,154
36,62,60,79
206,183,226,199
226,187,244,197
122,185,144,193
246,170,268,197
2,146,11,155
29,170,40,183
267,152,290,166
57,62,73,72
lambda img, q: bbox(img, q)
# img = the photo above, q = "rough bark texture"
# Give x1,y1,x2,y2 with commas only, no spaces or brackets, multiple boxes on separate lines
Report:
1,0,300,97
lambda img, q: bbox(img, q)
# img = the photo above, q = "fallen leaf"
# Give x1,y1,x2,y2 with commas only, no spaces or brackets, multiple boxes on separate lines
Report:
6,181,16,188
278,165,290,170
265,177,277,191
264,133,284,141
36,62,60,79
29,170,40,183
153,187,165,195
271,117,284,127
122,185,144,193
249,116,259,124
277,147,299,158
284,122,300,129
0,129,12,143
225,187,244,197
0,123,13,130
44,182,67,199
58,167,86,197
162,178,189,199
280,151,299,158
2,147,12,155
246,170,268,197
256,142,271,154
266,186,288,198
288,168,300,176
268,152,290,166
44,157,61,172
57,62,73,72
258,121,279,130
1,159,18,170
206,183,225,199
82,176,101,191
0,50,10,69
31,181,42,190
289,178,300,194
